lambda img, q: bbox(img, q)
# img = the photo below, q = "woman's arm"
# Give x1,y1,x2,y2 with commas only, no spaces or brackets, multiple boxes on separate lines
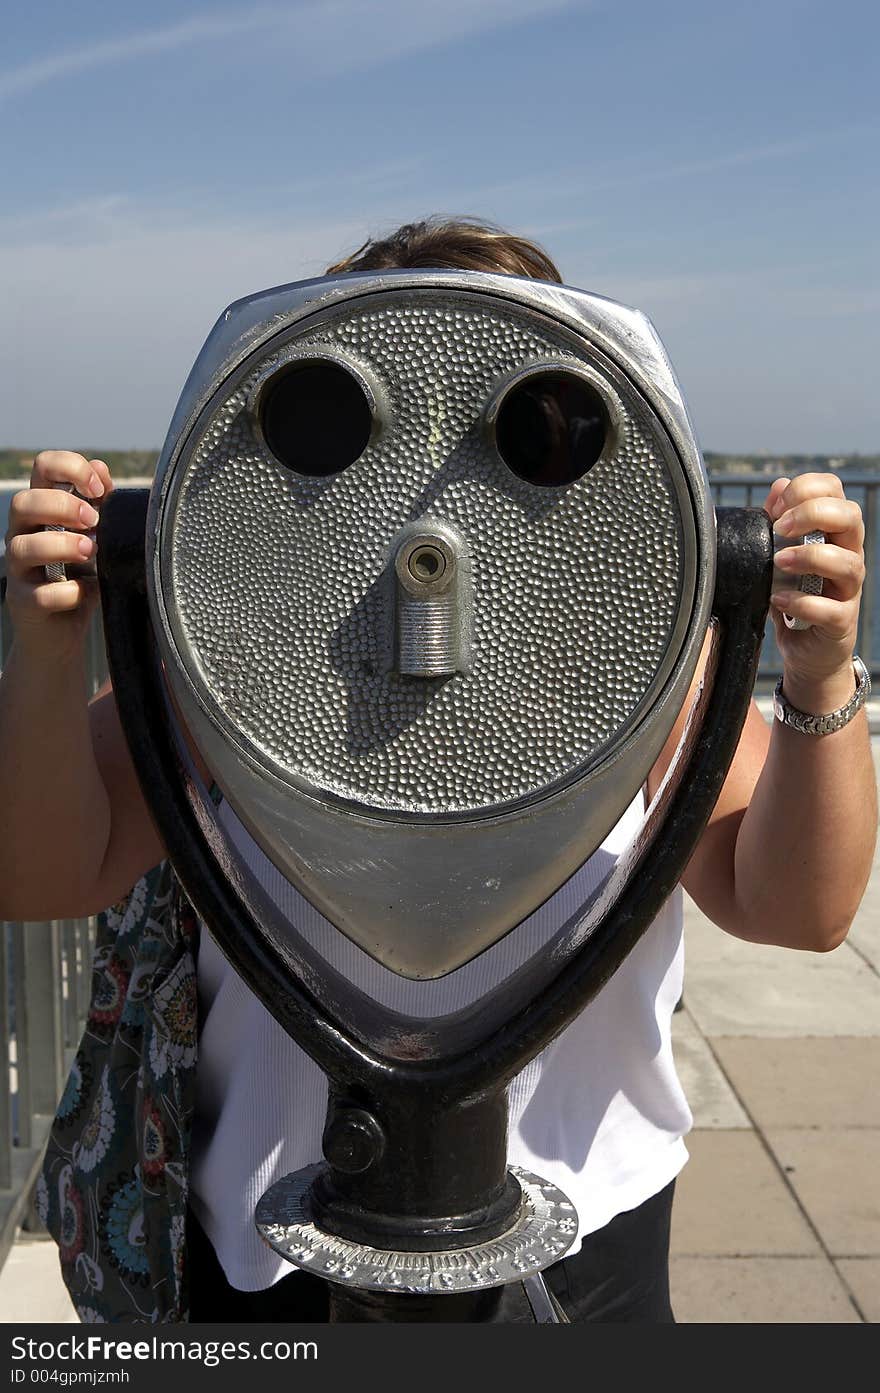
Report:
0,452,165,919
649,473,877,951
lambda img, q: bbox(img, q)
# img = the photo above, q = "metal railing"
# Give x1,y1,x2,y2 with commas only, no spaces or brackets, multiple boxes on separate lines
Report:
0,468,877,1269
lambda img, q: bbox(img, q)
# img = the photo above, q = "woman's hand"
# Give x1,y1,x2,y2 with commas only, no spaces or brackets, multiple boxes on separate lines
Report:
677,471,875,951
4,450,114,660
765,472,866,712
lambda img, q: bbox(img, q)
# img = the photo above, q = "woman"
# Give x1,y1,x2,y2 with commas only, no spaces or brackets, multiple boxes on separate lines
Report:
0,218,875,1323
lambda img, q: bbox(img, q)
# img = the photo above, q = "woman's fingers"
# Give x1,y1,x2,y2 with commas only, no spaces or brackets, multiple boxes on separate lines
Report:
88,457,113,496
4,455,107,632
769,473,862,553
773,471,846,505
774,496,864,551
30,450,106,499
5,529,96,577
760,472,864,674
8,488,101,535
25,576,96,614
769,587,859,641
762,476,791,520
3,453,112,648
774,541,865,601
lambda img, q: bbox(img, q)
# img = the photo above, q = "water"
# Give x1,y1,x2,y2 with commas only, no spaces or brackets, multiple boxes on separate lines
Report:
2,475,877,673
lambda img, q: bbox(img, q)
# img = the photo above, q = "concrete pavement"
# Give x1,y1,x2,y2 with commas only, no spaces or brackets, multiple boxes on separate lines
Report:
668,739,880,1321
2,742,878,1325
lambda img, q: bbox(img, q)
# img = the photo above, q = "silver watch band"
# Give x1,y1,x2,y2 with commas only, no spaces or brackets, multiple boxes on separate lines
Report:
773,656,871,736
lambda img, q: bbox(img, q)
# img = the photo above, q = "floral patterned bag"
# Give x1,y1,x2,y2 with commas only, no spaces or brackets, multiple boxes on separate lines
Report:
38,864,199,1323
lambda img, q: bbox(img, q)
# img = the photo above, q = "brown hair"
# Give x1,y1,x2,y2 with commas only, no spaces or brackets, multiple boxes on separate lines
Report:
325,216,562,283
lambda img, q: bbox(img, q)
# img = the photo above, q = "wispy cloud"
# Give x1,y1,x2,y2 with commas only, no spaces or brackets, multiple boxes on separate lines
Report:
441,123,880,215
0,194,135,244
0,11,266,99
0,170,424,258
586,126,880,192
0,0,582,102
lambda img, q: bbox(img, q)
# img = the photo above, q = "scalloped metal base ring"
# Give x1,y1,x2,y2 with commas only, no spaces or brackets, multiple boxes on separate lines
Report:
255,1165,578,1295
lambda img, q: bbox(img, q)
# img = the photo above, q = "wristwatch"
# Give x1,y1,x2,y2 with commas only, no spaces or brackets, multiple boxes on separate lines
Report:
773,656,871,736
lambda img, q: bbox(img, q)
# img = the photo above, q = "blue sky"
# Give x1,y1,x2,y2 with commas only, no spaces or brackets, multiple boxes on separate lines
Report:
1,0,878,453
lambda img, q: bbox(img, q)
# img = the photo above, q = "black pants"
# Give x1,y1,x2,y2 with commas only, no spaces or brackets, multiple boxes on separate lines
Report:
187,1180,675,1324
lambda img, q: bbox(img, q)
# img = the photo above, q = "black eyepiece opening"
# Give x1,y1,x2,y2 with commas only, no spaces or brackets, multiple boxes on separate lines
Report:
494,371,610,487
259,360,373,477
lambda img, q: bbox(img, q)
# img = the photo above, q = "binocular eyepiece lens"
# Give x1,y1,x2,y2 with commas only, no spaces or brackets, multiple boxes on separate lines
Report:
495,371,610,487
259,360,374,477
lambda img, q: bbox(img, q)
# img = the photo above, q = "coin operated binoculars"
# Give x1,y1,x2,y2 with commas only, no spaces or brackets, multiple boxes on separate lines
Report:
97,270,773,1322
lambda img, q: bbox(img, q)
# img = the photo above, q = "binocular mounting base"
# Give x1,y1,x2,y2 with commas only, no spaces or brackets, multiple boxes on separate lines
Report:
255,1165,577,1296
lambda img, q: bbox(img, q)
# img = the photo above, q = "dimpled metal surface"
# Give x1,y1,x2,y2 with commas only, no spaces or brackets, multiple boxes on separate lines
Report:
166,292,688,815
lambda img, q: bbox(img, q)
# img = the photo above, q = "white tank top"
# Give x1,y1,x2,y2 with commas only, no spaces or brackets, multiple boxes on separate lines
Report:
190,792,692,1291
